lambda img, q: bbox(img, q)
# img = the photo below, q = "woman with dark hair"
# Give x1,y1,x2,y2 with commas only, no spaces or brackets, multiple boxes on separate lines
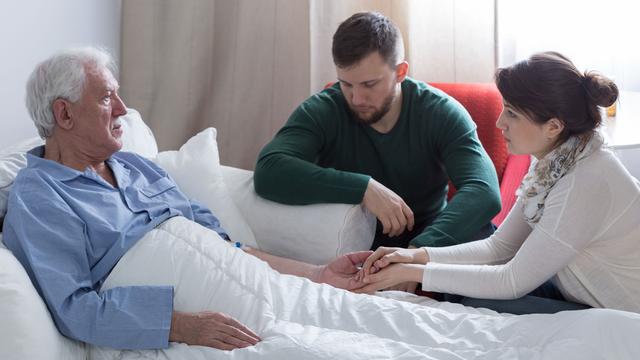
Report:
355,52,640,315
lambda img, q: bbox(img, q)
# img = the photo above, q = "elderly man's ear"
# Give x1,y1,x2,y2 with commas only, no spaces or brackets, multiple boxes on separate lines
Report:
52,99,74,130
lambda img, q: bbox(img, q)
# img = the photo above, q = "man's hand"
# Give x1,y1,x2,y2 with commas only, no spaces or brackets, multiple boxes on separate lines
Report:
313,251,373,290
362,179,414,237
354,263,424,294
170,311,261,350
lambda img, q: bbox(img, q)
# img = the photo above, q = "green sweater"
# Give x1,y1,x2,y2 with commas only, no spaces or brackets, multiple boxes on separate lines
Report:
255,78,500,248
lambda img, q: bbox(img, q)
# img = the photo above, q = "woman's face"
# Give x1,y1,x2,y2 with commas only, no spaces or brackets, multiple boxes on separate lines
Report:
496,101,563,159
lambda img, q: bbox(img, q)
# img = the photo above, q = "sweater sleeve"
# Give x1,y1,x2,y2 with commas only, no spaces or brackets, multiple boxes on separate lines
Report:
421,173,611,299
411,102,501,247
254,104,370,205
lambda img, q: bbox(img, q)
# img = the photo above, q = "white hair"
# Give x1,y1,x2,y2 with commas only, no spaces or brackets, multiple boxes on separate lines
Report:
25,47,117,138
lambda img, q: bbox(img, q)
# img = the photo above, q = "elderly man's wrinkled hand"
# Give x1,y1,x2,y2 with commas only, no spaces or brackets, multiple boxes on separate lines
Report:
313,250,373,290
362,179,414,237
170,311,261,350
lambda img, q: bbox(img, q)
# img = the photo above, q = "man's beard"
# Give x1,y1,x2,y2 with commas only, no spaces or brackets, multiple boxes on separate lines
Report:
347,92,395,126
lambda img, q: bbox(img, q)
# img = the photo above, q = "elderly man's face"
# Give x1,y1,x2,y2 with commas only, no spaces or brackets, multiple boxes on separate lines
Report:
68,65,127,157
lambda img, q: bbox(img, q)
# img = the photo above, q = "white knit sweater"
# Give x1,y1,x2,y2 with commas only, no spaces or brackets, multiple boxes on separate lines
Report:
423,148,640,313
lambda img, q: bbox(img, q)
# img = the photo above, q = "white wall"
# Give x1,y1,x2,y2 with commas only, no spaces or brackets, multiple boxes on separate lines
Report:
0,0,121,149
615,147,640,180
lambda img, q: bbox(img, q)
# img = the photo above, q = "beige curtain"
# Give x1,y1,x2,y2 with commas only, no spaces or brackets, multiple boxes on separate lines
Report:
121,0,495,170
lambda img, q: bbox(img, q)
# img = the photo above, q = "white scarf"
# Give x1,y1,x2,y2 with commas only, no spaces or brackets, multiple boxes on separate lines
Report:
517,132,603,225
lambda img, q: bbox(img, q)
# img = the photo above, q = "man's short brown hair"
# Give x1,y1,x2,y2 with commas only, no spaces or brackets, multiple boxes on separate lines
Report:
332,12,403,68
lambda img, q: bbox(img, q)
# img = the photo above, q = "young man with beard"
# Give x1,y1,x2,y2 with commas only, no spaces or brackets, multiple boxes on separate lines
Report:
254,12,500,291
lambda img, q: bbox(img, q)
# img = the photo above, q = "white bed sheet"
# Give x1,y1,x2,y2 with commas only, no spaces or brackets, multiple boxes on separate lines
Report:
90,217,640,360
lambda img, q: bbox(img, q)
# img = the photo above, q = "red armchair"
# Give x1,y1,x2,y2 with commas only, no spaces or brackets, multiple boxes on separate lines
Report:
430,83,530,226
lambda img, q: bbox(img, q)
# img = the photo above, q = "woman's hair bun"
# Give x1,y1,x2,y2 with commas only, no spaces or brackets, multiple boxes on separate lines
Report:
583,71,619,107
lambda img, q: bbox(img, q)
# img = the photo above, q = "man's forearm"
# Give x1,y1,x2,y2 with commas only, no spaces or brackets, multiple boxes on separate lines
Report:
254,153,370,205
243,246,321,282
410,183,500,247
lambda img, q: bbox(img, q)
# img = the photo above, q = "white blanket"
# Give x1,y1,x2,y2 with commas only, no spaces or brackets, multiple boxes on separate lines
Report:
90,217,640,360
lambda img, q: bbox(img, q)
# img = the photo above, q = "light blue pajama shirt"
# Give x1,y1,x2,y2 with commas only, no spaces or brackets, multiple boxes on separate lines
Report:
3,146,228,350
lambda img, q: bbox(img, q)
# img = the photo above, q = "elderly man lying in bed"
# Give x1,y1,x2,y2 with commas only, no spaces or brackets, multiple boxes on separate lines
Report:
2,47,372,351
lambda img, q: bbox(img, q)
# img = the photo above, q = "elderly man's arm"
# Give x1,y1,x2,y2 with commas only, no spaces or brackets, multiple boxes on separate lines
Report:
3,182,176,350
189,198,230,240
243,247,371,290
6,191,260,350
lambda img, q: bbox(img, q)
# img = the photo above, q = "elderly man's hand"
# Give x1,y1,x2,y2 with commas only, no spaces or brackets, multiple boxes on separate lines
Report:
363,179,415,237
170,311,261,350
312,251,373,290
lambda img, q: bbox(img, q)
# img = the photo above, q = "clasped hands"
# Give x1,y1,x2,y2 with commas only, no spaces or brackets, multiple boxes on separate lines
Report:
351,246,429,294
312,247,428,294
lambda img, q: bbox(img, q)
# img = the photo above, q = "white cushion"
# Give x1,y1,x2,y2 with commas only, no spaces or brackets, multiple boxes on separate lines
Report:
222,165,376,265
0,108,157,222
118,108,159,159
0,247,86,360
154,128,257,247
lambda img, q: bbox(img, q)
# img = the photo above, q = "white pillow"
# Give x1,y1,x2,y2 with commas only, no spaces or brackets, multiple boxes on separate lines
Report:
118,108,158,159
0,108,157,223
0,248,86,360
222,166,376,265
154,128,257,247
0,137,44,222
